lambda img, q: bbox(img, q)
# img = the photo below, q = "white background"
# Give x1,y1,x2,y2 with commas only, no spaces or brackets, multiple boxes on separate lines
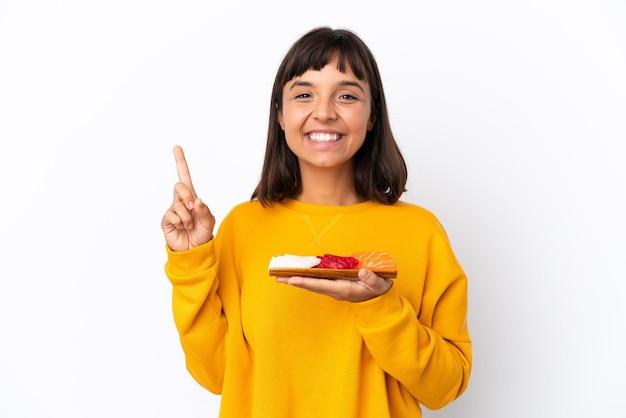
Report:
1,1,625,417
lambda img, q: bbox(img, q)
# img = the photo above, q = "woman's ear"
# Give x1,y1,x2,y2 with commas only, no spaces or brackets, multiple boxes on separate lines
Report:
277,105,285,130
367,114,376,131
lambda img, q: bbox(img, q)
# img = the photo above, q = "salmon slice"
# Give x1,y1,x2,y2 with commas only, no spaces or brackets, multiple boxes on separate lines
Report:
349,251,396,272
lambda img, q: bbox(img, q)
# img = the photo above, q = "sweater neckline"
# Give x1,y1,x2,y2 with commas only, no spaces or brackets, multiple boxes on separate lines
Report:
279,198,377,214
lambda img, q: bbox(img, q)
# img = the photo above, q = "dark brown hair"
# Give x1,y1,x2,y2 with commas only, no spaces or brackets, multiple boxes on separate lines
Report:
252,26,407,206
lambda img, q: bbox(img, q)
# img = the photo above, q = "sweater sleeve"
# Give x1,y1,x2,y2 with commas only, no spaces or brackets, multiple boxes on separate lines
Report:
164,240,228,394
350,226,472,410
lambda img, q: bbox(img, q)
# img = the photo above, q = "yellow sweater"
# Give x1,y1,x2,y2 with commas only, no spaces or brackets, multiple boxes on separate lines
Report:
165,199,471,418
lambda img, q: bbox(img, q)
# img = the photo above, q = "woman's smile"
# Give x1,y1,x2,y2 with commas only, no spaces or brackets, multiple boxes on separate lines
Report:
306,132,343,143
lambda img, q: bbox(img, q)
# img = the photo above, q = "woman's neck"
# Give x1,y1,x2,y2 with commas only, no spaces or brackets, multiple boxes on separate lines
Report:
296,165,363,206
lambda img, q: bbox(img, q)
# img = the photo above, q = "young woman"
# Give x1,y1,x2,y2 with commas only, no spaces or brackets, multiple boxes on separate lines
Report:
162,26,471,418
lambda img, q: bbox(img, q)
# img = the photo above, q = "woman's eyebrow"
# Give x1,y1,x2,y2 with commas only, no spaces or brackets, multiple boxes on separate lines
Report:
289,80,365,92
338,80,365,92
289,80,313,90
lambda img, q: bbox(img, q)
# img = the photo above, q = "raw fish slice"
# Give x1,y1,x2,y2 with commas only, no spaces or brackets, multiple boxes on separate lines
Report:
350,251,396,271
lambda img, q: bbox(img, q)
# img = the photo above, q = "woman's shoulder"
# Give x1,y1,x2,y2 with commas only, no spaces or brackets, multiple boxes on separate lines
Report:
381,200,438,218
224,200,267,219
222,199,293,223
374,200,448,232
216,200,266,235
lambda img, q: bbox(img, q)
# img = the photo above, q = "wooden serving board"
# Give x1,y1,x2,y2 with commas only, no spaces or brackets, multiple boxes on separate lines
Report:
269,268,397,280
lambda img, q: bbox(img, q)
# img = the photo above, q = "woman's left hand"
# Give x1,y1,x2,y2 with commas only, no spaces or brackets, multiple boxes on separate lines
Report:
276,268,393,302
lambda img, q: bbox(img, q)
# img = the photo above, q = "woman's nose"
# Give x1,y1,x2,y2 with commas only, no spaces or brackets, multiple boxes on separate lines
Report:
313,97,337,121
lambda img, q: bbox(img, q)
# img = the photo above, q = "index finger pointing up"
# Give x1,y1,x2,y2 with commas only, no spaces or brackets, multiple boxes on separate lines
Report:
173,145,197,198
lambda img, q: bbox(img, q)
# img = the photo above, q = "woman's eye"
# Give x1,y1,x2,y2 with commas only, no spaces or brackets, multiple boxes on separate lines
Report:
295,93,312,99
339,94,358,101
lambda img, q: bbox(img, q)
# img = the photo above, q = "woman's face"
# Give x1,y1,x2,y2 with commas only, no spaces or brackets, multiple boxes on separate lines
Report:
277,57,375,173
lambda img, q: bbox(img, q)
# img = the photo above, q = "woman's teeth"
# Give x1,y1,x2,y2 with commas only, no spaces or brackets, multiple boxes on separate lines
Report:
308,133,341,142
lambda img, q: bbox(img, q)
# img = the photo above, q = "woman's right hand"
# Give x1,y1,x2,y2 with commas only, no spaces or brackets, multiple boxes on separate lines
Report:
161,145,216,252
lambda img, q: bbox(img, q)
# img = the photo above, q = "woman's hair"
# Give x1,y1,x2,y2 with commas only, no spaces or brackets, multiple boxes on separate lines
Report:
251,26,407,206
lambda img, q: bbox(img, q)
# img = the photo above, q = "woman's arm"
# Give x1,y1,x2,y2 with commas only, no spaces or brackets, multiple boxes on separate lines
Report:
351,229,472,409
165,240,228,393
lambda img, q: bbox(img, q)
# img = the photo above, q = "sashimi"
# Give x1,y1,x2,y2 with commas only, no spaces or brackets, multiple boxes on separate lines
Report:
349,251,397,272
